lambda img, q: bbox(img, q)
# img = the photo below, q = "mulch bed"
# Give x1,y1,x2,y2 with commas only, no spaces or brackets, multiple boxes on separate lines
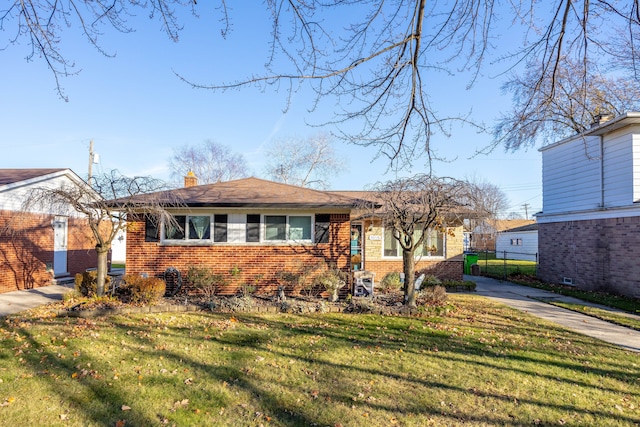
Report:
17,288,460,319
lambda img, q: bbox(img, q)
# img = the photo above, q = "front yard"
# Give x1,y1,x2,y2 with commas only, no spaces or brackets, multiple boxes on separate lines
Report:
1,294,639,426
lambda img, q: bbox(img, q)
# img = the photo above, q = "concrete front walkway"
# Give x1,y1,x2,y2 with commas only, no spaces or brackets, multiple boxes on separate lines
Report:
0,283,74,318
469,275,640,353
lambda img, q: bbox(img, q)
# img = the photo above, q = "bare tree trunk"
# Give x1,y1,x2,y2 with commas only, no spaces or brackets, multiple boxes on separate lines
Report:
96,246,109,297
403,250,416,308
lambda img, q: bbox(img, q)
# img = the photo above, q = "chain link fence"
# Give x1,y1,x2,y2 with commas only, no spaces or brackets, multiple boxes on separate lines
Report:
472,250,538,279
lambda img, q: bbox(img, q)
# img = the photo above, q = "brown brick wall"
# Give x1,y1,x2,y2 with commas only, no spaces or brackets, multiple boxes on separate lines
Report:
538,217,640,298
470,233,496,251
0,210,98,293
126,213,351,295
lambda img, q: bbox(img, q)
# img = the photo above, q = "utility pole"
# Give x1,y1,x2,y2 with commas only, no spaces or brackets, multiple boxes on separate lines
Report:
521,203,530,220
88,140,94,182
88,140,100,183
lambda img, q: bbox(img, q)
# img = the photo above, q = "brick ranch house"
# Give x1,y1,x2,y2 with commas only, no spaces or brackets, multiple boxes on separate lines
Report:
0,169,99,294
122,177,464,295
537,112,640,298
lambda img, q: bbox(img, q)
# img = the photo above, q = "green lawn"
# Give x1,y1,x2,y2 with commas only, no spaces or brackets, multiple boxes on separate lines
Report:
476,257,538,277
1,295,639,426
545,300,640,331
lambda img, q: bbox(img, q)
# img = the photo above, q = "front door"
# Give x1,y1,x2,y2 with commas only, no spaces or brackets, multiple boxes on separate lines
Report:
53,216,68,277
350,222,363,271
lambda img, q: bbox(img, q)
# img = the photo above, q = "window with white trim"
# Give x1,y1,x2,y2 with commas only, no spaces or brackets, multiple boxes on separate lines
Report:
161,213,317,243
264,215,312,241
383,228,444,257
163,214,227,242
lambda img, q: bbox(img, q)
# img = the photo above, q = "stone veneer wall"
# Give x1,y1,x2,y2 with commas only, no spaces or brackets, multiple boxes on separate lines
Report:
360,221,464,282
538,216,640,298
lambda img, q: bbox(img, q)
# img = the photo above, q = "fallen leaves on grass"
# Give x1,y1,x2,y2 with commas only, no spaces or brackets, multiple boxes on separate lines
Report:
0,397,16,407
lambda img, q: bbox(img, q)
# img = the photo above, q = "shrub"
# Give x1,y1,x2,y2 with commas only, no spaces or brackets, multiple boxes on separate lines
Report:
275,261,322,297
379,272,402,293
422,274,441,288
440,280,477,292
421,285,448,306
314,267,347,301
185,265,228,308
239,284,257,297
121,275,166,304
74,271,111,297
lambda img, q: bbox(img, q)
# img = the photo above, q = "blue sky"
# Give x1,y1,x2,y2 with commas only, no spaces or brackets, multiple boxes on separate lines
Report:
0,4,541,218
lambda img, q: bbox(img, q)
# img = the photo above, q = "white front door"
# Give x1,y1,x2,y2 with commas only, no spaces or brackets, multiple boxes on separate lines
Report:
53,216,68,277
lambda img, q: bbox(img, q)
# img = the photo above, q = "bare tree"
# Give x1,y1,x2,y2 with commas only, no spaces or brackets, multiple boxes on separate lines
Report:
462,175,509,235
264,133,345,189
1,0,197,101
22,170,182,296
506,211,524,220
7,1,640,159
494,58,640,151
168,140,250,185
359,174,473,308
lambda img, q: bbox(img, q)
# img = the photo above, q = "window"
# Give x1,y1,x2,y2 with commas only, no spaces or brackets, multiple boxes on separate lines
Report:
289,216,311,240
315,214,330,243
383,227,444,257
265,215,312,241
165,215,186,240
164,215,216,241
214,214,227,242
189,216,211,240
144,215,159,242
384,229,399,256
420,229,444,256
265,215,287,240
246,214,261,242
162,213,316,243
510,238,523,246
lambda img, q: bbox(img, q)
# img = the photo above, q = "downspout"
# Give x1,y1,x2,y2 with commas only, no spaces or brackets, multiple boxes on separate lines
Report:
599,135,605,208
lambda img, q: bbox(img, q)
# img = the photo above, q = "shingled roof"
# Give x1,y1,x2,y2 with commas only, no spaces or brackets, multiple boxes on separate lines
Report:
0,169,66,186
500,223,538,233
118,177,363,209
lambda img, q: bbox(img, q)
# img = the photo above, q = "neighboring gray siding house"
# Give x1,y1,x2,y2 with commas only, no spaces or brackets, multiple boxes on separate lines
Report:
537,113,640,298
495,223,538,262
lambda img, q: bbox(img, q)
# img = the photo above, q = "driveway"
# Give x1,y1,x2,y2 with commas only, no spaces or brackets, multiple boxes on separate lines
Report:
469,275,640,352
0,283,73,318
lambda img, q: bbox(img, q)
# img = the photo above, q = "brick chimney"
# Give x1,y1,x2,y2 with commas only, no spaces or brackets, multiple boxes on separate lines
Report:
184,171,198,188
